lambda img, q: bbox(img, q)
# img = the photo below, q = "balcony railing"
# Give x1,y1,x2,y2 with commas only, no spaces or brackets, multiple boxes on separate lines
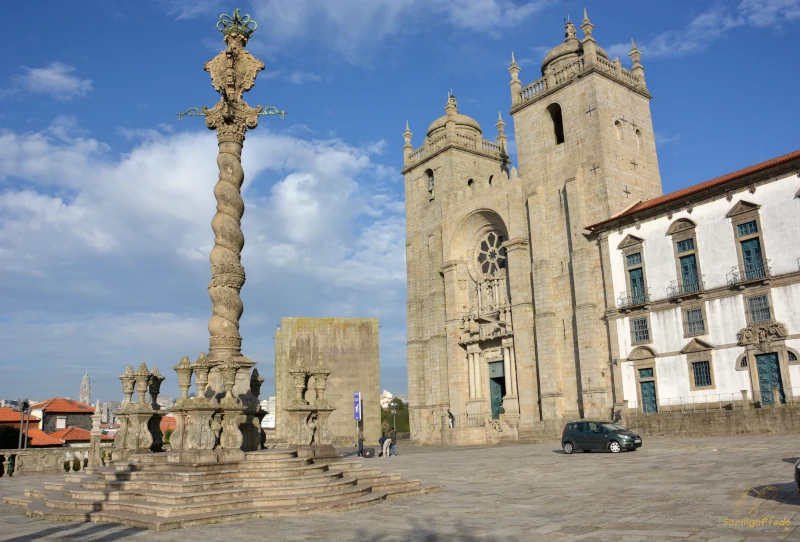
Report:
667,276,704,299
444,413,486,429
617,288,650,309
726,261,771,286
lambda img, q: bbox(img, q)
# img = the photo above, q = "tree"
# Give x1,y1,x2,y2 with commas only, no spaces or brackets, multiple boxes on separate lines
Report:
0,426,29,448
381,398,410,433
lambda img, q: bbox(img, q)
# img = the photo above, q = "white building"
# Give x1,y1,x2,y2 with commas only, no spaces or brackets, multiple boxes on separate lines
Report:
588,150,800,413
379,390,394,409
260,397,276,429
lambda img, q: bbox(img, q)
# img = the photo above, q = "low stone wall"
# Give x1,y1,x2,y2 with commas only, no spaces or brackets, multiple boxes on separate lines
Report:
0,448,68,477
620,405,800,439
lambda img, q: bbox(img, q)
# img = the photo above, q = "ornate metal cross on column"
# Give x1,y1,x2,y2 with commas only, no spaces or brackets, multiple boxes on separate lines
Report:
177,9,285,360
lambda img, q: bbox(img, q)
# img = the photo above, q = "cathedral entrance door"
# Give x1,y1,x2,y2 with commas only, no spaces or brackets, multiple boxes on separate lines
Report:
756,353,784,405
488,361,506,419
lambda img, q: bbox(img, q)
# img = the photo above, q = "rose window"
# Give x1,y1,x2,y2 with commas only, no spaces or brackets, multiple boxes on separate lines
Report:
476,232,507,276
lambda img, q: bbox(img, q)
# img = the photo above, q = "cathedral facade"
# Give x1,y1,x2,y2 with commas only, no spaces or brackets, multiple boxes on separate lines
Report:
403,12,800,444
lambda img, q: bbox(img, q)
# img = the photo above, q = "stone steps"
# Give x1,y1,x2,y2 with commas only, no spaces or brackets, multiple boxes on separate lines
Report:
62,477,362,504
24,489,389,532
119,456,312,472
80,471,345,492
103,464,328,481
44,484,377,517
12,449,439,530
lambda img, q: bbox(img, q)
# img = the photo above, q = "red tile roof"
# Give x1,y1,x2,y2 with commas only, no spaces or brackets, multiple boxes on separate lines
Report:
587,149,800,231
160,416,177,432
0,406,40,424
31,398,95,414
48,426,114,442
26,428,65,447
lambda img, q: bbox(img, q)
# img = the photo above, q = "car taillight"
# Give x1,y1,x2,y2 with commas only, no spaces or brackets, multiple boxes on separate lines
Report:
562,425,566,437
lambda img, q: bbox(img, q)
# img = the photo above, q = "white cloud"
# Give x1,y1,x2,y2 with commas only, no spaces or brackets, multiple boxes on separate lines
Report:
0,120,407,400
261,70,324,84
165,0,552,63
606,0,800,61
738,0,800,27
5,62,93,100
655,132,681,146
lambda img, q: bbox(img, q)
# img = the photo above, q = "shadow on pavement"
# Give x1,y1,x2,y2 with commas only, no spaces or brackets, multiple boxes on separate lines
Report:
4,521,142,541
732,481,800,517
356,521,503,541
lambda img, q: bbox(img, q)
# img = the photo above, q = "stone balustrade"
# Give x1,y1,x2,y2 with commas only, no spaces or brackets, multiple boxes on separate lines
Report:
405,132,506,168
0,447,115,477
517,55,642,107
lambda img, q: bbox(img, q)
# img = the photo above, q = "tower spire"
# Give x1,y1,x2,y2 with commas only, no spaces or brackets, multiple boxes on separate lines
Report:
629,37,647,91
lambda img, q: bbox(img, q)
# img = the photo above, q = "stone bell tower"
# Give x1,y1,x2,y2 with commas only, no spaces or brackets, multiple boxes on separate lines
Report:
403,95,520,441
80,371,91,405
508,9,663,419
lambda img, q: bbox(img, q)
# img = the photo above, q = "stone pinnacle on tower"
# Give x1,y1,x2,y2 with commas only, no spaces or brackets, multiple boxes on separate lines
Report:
495,111,507,151
629,38,647,90
402,121,413,163
581,7,594,38
508,52,522,105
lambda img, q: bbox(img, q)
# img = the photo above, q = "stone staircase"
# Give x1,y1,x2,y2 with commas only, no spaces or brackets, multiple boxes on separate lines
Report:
6,449,438,531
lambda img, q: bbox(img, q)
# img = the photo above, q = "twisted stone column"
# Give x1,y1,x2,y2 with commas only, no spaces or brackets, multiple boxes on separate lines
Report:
201,22,265,359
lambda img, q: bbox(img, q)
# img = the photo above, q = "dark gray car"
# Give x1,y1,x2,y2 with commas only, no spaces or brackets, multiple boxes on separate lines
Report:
561,421,642,454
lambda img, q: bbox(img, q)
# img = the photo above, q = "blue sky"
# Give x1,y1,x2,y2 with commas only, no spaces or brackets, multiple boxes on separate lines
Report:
1,0,798,404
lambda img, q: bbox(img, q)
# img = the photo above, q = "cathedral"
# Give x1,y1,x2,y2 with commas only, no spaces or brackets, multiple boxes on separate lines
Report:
403,11,800,444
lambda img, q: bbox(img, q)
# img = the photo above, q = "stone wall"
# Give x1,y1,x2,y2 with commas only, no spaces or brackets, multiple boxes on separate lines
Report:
275,317,381,447
620,406,800,439
41,413,92,433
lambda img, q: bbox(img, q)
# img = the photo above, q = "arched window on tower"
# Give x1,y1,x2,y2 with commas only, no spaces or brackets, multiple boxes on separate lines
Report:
425,169,434,200
546,103,565,145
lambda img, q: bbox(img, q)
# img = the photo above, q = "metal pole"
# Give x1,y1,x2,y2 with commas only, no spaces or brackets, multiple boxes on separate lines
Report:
17,406,23,449
23,403,30,449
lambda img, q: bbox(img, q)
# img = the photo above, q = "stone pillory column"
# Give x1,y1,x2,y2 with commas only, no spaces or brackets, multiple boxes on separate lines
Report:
171,9,285,462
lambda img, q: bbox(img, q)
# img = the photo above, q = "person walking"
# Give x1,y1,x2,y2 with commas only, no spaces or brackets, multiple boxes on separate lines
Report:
381,430,392,459
389,427,398,456
357,426,364,457
378,432,387,457
447,409,455,428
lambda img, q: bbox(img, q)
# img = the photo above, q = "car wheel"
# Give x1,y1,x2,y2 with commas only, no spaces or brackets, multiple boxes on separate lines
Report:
563,442,574,454
608,441,621,453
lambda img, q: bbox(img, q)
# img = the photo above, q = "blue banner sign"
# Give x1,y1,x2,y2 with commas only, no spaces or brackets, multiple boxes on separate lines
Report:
354,391,361,421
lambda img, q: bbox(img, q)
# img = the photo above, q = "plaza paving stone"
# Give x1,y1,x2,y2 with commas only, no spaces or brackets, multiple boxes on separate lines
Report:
1,434,800,540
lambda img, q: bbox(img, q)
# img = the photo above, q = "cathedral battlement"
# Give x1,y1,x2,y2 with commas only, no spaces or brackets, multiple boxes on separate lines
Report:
402,95,510,174
509,9,648,112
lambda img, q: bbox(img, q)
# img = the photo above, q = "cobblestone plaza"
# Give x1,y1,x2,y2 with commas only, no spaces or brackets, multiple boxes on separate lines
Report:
3,435,800,541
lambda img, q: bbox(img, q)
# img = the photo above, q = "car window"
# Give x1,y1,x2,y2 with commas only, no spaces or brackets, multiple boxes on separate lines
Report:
602,423,625,431
574,423,584,432
586,422,599,432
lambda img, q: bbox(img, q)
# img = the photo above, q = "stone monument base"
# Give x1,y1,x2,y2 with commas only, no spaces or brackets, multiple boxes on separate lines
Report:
166,449,246,464
7,448,439,531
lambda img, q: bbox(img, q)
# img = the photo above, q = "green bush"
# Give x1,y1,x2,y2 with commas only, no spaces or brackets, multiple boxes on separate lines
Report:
164,429,173,445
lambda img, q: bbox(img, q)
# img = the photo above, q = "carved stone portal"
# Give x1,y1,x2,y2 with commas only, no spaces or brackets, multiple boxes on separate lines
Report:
737,322,788,347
